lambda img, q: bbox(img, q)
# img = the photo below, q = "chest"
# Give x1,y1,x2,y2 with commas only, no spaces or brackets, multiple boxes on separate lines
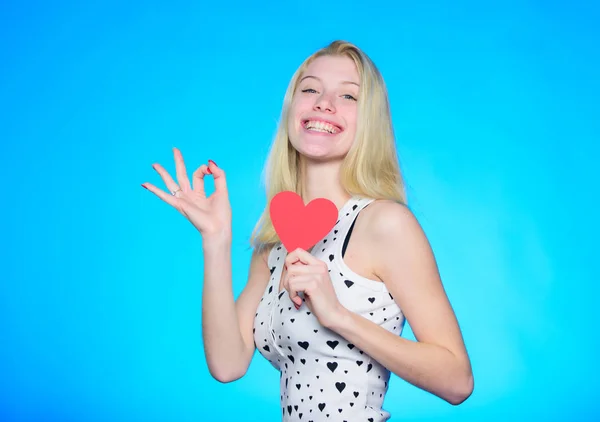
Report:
276,219,381,295
253,199,403,372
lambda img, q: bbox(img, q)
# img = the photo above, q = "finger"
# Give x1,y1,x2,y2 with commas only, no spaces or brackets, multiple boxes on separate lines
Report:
192,164,210,196
143,181,209,223
152,163,179,193
286,264,319,276
141,182,179,207
173,148,192,192
288,276,311,308
282,271,298,304
288,283,302,307
290,248,319,265
207,160,228,197
284,251,303,269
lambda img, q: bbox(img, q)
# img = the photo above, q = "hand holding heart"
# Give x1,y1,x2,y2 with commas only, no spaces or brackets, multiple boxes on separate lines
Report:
283,248,346,328
270,191,347,328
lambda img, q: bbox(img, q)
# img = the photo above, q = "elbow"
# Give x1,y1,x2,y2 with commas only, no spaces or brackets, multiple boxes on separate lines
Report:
446,373,474,405
209,367,246,384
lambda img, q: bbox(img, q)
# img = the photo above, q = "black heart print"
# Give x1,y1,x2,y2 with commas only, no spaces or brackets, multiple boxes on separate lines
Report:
252,198,393,420
335,382,346,393
326,340,339,350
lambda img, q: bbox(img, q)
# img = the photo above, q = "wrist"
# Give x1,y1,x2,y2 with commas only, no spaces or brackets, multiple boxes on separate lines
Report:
324,305,353,332
202,231,232,252
202,226,231,241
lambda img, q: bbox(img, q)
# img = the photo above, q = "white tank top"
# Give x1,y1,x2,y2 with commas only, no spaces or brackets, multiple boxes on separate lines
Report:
253,195,406,422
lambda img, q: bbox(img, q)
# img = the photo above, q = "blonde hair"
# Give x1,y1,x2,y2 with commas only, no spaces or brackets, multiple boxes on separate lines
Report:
250,40,407,253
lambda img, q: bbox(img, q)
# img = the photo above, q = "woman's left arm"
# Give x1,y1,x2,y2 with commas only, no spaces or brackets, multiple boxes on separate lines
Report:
326,201,474,405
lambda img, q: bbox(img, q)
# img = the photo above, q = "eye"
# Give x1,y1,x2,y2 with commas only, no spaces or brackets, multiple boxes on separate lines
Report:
342,94,357,101
301,88,317,94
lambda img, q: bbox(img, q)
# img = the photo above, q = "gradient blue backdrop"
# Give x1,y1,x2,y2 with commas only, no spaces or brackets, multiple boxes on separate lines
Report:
1,1,598,421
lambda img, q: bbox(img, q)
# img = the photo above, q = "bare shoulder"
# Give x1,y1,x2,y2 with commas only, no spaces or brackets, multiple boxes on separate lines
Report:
362,199,423,241
359,199,433,280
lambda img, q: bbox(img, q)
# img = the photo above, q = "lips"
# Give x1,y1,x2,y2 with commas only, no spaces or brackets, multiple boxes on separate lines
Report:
302,118,343,131
301,118,344,134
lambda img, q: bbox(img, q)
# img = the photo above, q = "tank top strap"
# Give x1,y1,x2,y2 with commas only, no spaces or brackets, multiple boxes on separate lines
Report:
336,195,376,230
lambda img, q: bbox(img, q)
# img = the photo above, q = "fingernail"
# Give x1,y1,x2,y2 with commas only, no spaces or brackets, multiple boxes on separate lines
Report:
206,166,212,175
208,159,217,167
141,184,148,190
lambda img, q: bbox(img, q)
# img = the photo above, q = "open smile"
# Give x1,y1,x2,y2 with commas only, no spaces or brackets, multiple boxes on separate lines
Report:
301,119,343,135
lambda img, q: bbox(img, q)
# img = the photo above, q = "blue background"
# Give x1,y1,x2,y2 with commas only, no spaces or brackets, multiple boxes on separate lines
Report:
1,1,598,421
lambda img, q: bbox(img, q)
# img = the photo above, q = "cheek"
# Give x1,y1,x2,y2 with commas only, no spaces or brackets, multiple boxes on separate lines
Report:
343,104,358,123
287,112,296,134
288,100,311,132
344,110,358,133
293,95,314,114
288,99,302,123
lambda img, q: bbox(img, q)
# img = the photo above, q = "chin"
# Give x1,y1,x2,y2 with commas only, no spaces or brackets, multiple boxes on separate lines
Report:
289,125,349,161
296,145,346,163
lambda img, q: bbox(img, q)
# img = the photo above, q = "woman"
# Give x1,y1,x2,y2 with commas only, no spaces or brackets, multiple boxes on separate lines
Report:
142,40,473,421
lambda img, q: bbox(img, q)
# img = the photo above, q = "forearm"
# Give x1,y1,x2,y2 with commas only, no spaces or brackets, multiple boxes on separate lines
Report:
201,236,246,381
327,309,473,405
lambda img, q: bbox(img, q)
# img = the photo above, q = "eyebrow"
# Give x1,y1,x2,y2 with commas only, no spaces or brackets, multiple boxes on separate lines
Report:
299,75,360,87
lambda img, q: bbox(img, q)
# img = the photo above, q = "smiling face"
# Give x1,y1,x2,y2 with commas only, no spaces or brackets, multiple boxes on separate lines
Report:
287,55,360,162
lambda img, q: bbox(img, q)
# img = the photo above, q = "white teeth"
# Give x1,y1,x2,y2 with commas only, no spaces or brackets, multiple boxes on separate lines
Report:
304,120,339,134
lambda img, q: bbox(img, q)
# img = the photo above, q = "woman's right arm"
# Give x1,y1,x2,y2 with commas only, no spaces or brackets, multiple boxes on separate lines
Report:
201,236,271,383
141,148,268,383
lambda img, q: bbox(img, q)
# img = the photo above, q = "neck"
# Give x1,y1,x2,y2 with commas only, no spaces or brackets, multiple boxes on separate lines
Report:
300,158,352,211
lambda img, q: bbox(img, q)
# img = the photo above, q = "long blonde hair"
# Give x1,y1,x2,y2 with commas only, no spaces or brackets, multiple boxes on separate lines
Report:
250,40,407,253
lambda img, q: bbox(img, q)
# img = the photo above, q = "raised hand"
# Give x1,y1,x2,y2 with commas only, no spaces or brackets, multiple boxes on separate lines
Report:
141,147,231,240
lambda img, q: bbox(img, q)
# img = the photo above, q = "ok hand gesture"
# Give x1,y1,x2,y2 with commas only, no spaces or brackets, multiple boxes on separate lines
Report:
141,148,231,240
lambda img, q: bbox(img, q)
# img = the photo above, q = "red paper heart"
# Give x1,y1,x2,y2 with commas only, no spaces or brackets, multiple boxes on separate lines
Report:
269,191,338,252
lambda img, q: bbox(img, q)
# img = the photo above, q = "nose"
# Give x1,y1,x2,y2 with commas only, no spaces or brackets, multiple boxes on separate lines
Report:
313,93,336,113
